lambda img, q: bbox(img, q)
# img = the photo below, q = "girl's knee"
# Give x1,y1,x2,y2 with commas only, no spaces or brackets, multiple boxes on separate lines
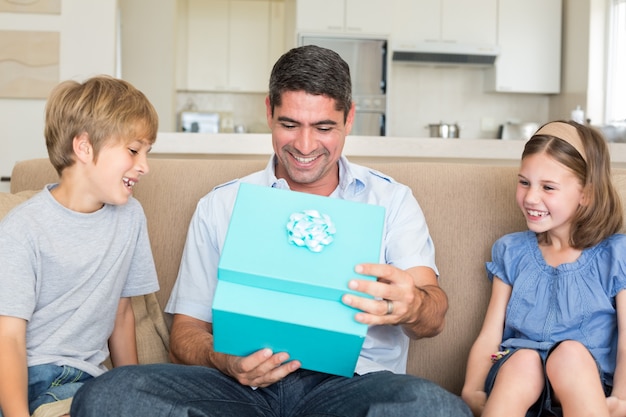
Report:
546,341,600,389
501,348,542,374
550,340,589,357
547,340,594,371
493,349,544,395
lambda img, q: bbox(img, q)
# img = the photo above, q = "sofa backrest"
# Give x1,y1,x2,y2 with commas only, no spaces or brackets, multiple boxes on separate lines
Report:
11,157,626,395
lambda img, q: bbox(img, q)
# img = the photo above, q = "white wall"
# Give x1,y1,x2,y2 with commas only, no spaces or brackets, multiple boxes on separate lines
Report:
0,0,118,190
119,0,177,132
549,0,609,125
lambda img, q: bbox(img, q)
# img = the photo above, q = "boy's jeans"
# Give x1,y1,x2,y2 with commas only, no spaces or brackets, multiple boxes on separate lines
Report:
0,364,92,416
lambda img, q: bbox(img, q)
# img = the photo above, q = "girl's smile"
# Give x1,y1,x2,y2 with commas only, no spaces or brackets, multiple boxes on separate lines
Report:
516,152,585,243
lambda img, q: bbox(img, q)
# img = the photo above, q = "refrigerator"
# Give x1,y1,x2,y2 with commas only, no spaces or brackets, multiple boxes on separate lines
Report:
299,35,387,136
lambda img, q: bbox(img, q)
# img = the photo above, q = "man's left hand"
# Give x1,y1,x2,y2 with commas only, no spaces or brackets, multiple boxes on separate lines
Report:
341,263,447,339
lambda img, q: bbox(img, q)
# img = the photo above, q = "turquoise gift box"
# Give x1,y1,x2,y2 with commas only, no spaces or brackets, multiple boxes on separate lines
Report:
213,183,385,377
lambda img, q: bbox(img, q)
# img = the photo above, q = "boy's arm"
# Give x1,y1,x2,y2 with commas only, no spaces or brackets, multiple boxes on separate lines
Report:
108,297,138,368
0,315,30,417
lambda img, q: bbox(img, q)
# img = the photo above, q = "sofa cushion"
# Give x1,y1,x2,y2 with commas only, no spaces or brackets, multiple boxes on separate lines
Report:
0,189,39,219
132,292,170,364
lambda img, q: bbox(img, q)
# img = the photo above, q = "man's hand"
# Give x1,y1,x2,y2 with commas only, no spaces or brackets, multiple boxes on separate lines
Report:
341,263,447,339
219,348,301,388
169,314,301,388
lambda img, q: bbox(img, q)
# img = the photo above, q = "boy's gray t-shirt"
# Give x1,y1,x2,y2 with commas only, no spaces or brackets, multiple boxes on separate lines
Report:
0,184,159,377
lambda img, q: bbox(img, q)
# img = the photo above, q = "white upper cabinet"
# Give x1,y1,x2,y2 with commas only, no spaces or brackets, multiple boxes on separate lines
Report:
344,0,391,34
295,0,391,35
183,0,283,92
484,0,562,93
441,0,497,45
391,0,439,49
391,0,497,49
185,0,229,91
229,1,273,92
296,0,343,32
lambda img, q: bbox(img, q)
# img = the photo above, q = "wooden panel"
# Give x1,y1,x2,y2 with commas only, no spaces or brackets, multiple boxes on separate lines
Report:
0,0,61,14
0,30,59,98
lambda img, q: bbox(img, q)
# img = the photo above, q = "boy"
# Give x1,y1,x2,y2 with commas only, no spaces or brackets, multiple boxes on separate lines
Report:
0,75,160,417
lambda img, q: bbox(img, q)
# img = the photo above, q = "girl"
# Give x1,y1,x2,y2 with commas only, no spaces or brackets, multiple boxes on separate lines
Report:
462,121,626,417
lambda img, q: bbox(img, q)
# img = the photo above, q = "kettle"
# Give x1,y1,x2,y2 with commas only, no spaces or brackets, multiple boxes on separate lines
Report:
427,122,460,138
499,122,539,140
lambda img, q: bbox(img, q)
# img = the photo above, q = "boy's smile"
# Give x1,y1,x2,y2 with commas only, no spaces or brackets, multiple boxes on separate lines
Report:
123,177,137,190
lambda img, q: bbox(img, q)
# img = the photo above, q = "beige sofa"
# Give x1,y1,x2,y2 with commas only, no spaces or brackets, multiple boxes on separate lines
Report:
5,156,626,400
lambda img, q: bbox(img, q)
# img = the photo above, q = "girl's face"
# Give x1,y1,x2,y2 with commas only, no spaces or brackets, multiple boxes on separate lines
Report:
516,152,586,242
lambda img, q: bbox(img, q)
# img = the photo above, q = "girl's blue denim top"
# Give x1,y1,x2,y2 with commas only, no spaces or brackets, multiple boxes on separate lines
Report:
486,231,626,386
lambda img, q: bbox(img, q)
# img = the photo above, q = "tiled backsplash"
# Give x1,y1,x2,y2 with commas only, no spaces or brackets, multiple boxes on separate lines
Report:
388,64,551,139
176,92,270,134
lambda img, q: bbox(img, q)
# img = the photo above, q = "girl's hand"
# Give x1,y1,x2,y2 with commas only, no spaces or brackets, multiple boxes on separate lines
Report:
461,389,487,417
607,396,626,417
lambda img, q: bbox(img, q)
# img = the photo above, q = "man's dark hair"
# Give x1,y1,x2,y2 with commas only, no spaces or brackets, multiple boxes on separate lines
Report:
268,45,352,122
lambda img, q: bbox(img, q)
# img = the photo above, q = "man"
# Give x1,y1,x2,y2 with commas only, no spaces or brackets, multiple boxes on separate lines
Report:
71,45,471,417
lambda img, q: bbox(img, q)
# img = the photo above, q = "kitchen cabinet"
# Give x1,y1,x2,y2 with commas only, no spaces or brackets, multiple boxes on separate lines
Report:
391,0,497,49
484,0,562,94
295,0,391,35
184,0,283,92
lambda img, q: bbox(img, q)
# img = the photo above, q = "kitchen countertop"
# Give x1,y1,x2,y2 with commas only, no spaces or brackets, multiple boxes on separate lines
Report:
151,132,626,167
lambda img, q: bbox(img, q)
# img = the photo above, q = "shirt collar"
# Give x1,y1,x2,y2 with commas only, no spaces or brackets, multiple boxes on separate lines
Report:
336,156,366,197
264,155,366,196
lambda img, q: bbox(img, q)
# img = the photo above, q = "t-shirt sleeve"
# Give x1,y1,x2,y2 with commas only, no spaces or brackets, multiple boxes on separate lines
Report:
0,219,37,319
120,201,159,297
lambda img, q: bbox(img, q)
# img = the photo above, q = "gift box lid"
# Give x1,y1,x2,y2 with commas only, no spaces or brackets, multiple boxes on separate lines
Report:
218,183,385,302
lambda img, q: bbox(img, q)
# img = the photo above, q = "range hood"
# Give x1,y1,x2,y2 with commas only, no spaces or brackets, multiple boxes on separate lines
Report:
392,42,500,66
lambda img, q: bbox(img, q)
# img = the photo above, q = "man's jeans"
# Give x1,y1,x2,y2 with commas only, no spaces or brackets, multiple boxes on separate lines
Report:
71,363,471,416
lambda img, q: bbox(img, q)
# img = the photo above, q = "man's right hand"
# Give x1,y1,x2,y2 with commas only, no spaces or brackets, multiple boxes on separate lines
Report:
219,348,301,388
169,314,301,388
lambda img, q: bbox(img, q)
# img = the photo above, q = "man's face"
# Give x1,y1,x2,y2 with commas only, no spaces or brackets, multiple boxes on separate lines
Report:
266,91,354,196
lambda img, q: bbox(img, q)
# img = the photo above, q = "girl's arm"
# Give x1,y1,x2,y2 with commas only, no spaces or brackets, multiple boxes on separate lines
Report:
0,315,29,417
607,290,626,417
108,297,138,367
461,277,511,417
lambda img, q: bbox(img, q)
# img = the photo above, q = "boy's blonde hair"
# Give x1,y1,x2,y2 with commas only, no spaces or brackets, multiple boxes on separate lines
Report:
523,120,623,248
44,75,159,175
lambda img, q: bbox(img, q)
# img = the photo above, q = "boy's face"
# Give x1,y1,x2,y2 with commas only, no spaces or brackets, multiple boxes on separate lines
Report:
89,137,152,207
